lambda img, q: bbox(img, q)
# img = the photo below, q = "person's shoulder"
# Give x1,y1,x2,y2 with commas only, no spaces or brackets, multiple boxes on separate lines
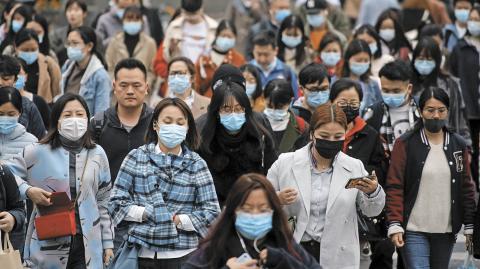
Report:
450,131,469,149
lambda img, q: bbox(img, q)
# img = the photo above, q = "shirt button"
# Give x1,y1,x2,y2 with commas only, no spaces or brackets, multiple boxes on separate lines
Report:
452,179,455,183
452,200,455,204
444,147,447,150
449,161,453,165
348,146,352,149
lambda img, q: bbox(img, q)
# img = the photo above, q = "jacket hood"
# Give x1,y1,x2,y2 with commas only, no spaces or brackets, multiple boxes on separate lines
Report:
62,55,105,88
105,103,153,128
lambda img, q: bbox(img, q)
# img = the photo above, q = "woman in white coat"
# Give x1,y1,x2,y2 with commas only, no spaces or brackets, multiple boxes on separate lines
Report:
267,102,385,268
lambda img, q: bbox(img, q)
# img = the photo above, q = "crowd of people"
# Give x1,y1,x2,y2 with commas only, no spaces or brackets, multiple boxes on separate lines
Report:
0,0,479,268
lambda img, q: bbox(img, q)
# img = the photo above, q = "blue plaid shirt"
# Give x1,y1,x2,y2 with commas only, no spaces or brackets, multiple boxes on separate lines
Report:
109,143,220,251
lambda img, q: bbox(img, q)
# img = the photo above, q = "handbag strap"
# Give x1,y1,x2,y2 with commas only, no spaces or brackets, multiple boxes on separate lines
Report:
0,229,14,253
70,150,90,209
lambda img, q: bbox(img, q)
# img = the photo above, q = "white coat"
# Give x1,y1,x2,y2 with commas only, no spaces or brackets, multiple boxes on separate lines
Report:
267,144,385,269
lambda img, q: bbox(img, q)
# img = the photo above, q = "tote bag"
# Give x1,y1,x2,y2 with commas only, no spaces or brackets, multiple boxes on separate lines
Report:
0,230,23,269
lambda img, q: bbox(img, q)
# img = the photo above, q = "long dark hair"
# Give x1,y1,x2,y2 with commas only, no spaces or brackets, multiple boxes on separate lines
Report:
263,79,293,109
277,15,307,67
200,81,273,155
68,26,108,69
354,25,383,59
240,64,263,101
213,19,237,47
14,28,38,49
374,9,412,54
40,93,95,149
412,87,450,132
0,5,33,53
196,173,298,269
411,36,443,95
30,14,51,56
145,98,200,150
0,86,23,113
342,39,372,82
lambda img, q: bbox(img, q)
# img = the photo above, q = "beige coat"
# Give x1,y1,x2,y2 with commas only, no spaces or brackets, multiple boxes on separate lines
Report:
105,32,157,86
37,53,62,103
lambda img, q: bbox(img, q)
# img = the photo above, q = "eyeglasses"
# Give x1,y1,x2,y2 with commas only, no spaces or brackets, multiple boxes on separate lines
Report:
64,41,84,49
336,101,360,109
424,106,448,115
219,105,245,114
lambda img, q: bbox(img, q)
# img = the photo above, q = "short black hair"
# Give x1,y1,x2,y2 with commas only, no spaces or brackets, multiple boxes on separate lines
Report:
114,58,147,80
0,86,23,113
453,0,474,6
263,79,294,108
329,78,363,102
65,0,87,13
0,55,20,78
419,24,444,40
253,31,277,49
298,63,329,87
14,28,38,47
379,59,412,82
181,0,203,13
123,5,142,19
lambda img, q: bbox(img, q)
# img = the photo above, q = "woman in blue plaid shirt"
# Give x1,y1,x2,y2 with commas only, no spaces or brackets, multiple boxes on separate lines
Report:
109,98,221,269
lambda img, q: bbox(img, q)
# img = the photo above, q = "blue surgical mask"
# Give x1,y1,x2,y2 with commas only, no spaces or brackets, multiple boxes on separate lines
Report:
320,51,341,66
67,46,85,62
455,9,470,23
168,74,191,94
235,211,273,240
264,108,288,121
307,90,330,108
368,43,378,55
18,50,39,65
306,14,325,27
158,124,187,149
382,93,406,108
349,61,370,76
379,29,395,42
468,21,480,36
281,34,302,48
15,75,26,90
215,37,236,52
220,112,246,132
275,9,291,23
0,116,18,135
246,83,256,97
116,8,125,19
123,21,142,35
414,59,436,76
11,20,23,33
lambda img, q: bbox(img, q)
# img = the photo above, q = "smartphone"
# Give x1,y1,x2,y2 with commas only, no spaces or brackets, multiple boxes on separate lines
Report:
345,175,374,189
237,252,253,264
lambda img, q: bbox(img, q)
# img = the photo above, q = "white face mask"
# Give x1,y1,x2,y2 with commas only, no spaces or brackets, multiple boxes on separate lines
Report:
58,117,88,141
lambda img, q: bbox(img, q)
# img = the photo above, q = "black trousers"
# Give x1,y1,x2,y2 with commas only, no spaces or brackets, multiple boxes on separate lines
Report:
67,234,86,269
138,254,190,269
369,239,395,269
300,240,320,262
470,119,480,190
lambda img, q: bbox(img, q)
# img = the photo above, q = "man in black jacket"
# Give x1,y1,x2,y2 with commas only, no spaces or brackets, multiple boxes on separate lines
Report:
91,58,153,251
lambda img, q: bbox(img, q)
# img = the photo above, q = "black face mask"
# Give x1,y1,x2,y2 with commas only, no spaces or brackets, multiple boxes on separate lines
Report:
424,118,446,133
342,106,360,124
314,138,344,159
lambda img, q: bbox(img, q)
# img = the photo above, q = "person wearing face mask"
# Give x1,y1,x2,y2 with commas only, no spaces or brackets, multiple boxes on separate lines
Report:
302,0,346,51
444,0,474,52
198,80,277,207
277,15,314,74
374,9,412,61
24,15,57,63
109,98,220,268
62,26,111,116
411,36,471,146
450,6,480,193
386,88,476,269
161,57,211,119
245,0,291,59
96,0,150,48
14,29,61,105
316,33,343,80
0,2,22,44
163,0,218,64
16,58,50,130
241,64,266,112
263,79,308,154
342,39,382,114
195,20,246,98
184,173,320,269
250,32,299,98
0,5,32,55
292,63,330,123
17,93,114,269
353,25,395,78
106,5,157,88
267,102,385,266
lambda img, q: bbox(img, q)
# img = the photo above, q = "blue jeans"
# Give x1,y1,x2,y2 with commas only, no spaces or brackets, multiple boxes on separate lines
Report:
403,231,456,269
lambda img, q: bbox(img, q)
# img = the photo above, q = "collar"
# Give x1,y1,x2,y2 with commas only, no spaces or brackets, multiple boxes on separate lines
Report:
343,116,367,151
169,89,195,108
309,142,338,170
155,143,183,156
420,128,451,149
